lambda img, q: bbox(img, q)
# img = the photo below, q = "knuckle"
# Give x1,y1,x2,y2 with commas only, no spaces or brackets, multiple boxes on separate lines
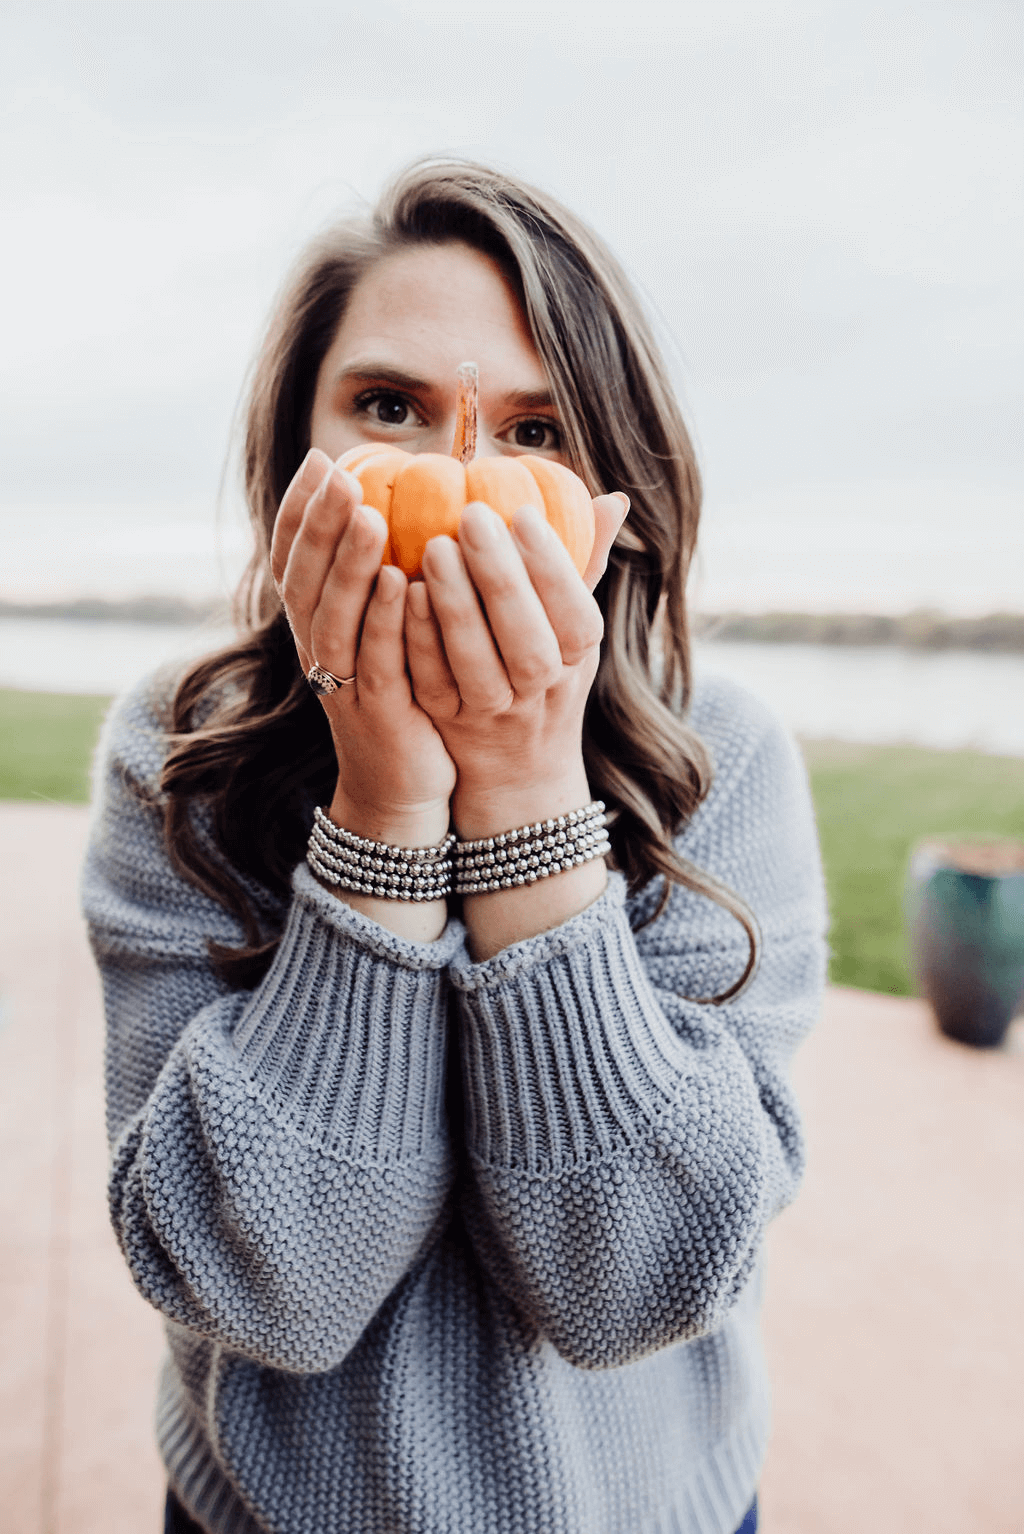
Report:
300,521,335,558
359,604,391,643
308,622,345,665
563,612,604,660
355,669,386,696
518,654,561,692
487,567,520,601
440,605,479,641
418,684,457,714
279,574,303,616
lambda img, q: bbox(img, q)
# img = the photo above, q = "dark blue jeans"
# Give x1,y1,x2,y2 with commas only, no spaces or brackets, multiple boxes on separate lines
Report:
166,1490,759,1532
735,1497,759,1533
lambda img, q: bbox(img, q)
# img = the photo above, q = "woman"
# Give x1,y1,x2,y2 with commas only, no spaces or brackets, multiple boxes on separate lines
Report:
84,159,826,1534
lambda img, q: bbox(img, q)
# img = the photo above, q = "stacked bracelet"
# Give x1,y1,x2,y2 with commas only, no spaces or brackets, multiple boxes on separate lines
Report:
307,807,455,901
453,801,610,895
306,801,611,902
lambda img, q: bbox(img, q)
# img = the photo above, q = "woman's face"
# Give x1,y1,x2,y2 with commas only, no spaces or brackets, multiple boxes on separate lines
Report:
309,241,566,466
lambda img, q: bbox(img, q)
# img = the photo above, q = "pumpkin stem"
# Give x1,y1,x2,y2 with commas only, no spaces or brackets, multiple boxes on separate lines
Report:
452,362,478,464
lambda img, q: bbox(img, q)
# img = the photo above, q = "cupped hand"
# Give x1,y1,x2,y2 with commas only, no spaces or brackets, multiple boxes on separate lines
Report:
271,448,456,844
406,492,629,839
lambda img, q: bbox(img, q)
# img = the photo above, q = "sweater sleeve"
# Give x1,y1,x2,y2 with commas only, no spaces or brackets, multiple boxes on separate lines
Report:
83,683,462,1375
448,678,828,1370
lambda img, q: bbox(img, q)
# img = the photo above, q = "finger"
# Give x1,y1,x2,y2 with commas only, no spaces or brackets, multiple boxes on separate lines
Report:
581,492,630,592
405,581,461,718
420,533,516,710
308,503,389,683
280,464,363,657
270,448,334,587
508,504,605,667
351,563,414,707
454,502,564,696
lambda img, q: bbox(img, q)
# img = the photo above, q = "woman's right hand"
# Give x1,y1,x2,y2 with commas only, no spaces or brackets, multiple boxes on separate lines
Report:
271,449,456,862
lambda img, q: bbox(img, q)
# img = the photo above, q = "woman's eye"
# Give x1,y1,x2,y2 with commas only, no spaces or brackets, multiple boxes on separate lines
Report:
355,390,417,427
511,419,561,452
373,394,409,425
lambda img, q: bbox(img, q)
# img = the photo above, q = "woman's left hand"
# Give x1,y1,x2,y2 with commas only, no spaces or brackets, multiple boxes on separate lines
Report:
406,492,628,843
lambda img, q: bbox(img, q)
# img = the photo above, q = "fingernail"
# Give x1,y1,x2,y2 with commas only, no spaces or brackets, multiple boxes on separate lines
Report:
422,535,460,578
329,466,362,498
511,503,547,547
459,501,500,549
300,447,331,488
407,581,430,617
375,564,404,601
613,491,631,513
353,503,387,541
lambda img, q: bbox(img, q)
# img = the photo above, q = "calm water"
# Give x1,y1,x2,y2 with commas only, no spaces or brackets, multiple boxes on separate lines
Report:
0,618,237,695
693,641,1024,756
1,618,1022,757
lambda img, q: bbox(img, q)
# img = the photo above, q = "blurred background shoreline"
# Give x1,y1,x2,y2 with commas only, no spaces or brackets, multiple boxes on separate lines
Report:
4,598,1023,757
5,595,1024,649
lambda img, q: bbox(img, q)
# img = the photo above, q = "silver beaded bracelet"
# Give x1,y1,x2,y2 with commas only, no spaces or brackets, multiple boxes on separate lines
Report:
307,807,455,901
453,801,610,896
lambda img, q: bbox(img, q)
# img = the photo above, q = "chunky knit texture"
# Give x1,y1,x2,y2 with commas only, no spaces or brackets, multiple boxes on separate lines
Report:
83,669,827,1534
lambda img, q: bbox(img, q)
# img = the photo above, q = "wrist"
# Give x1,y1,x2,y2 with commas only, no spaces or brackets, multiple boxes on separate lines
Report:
327,791,451,850
313,797,452,943
451,769,593,843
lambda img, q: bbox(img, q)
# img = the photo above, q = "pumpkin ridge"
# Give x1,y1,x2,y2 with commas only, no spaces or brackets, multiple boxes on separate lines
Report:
517,455,595,575
390,454,466,577
464,456,539,527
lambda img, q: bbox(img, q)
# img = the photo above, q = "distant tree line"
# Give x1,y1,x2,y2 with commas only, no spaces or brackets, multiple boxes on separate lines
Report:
2,598,1023,653
0,596,228,625
693,610,1024,653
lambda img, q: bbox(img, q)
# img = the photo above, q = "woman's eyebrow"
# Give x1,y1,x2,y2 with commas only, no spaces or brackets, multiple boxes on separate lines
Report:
505,388,556,412
333,365,556,413
334,363,434,393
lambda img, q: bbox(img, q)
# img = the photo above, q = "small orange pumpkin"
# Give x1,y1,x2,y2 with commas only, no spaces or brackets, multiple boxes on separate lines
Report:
336,364,596,578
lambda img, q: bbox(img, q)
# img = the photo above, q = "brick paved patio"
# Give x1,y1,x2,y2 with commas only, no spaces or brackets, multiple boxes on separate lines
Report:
1,803,1021,1533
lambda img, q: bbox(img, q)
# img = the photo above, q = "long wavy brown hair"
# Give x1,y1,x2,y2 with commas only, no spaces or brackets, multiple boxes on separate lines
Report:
161,159,758,997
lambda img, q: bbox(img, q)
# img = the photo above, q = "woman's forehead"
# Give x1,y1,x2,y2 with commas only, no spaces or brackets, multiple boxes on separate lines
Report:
326,241,548,396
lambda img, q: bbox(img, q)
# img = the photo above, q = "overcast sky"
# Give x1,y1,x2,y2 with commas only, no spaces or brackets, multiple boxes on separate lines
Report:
2,0,1021,610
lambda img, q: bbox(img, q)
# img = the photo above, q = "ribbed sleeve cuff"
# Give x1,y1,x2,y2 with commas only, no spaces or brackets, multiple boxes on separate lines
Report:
449,876,689,1171
232,863,464,1159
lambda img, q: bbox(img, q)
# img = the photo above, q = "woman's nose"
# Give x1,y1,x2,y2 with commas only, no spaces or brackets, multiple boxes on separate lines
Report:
419,413,502,459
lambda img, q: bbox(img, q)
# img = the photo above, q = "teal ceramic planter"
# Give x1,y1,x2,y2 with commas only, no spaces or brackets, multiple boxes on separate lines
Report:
906,841,1024,1048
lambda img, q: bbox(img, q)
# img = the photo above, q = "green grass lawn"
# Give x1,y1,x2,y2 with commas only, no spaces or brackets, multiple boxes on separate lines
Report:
2,688,1022,996
0,688,112,803
802,740,1024,995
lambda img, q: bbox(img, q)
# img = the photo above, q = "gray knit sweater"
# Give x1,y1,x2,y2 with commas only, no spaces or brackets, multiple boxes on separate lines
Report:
83,669,826,1534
